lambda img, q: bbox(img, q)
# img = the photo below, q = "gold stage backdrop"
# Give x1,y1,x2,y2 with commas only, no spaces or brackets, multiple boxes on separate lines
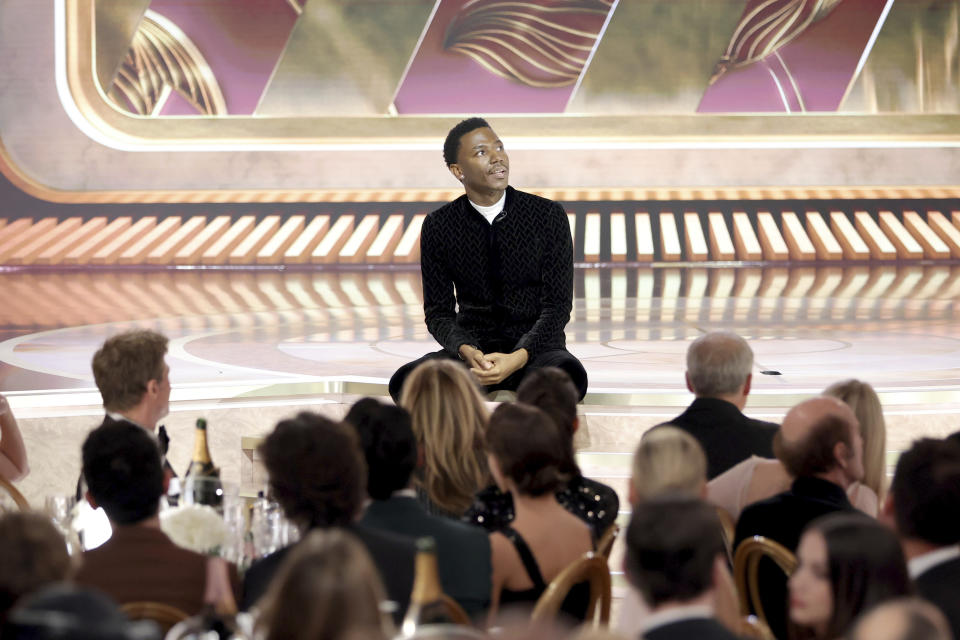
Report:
3,0,960,203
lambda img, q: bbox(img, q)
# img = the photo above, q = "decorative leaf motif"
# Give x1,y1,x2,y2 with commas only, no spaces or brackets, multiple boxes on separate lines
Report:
109,10,226,116
443,0,616,88
710,0,844,84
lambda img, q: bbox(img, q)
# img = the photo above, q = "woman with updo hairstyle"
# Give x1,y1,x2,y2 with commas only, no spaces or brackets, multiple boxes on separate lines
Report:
399,358,491,517
485,402,593,623
255,528,392,640
788,513,911,640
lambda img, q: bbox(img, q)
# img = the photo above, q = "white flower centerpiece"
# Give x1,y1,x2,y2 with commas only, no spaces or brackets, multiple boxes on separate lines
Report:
160,503,228,556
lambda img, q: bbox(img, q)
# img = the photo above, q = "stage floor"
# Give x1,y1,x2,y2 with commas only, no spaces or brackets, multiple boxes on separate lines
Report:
3,264,960,400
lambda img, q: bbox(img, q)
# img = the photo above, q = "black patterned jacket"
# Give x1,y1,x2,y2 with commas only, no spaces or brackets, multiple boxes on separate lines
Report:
420,186,573,359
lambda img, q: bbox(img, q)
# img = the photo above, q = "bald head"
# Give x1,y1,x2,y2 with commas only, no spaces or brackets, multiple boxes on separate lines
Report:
774,396,862,484
685,331,753,400
781,396,857,443
849,599,951,640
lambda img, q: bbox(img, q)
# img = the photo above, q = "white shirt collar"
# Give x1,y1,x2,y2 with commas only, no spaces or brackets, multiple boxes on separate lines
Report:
639,604,714,635
909,545,960,578
468,191,506,224
107,411,146,430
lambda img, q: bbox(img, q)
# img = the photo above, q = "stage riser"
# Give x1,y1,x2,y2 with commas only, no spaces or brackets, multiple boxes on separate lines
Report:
3,204,960,266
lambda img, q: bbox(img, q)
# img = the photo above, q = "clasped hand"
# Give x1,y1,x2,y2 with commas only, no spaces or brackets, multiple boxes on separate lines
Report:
459,346,528,386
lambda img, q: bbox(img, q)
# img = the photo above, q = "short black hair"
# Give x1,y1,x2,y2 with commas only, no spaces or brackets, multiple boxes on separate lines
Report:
443,117,490,166
82,421,164,525
259,412,366,529
891,438,960,545
624,496,724,607
345,398,417,500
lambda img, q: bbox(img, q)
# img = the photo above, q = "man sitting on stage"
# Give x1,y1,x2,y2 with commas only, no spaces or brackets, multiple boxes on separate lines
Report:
388,117,587,402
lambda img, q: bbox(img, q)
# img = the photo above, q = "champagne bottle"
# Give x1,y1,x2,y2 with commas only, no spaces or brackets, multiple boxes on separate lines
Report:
401,537,451,635
184,418,223,509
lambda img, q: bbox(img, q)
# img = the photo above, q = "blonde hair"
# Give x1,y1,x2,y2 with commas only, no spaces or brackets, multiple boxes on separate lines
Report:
399,359,490,515
631,426,707,501
256,529,391,640
824,379,887,498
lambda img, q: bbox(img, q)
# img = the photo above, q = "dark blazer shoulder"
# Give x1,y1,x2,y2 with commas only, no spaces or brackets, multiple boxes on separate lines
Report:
643,617,741,640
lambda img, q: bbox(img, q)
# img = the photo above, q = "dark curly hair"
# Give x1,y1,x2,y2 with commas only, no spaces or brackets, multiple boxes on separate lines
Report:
259,413,366,530
442,117,490,166
344,398,417,500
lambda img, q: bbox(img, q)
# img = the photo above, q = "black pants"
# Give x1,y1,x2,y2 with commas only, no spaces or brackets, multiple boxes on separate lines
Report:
388,348,588,403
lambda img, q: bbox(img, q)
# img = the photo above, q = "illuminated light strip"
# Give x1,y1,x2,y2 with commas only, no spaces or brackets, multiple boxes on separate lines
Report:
658,212,681,262
854,211,897,259
927,211,960,258
903,211,950,259
230,216,282,264
829,211,870,260
257,215,306,264
756,211,789,260
878,211,923,259
707,212,735,261
804,211,843,260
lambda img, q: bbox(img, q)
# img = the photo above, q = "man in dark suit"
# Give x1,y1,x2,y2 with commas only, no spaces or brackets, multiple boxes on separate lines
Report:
625,497,740,640
885,438,960,640
346,398,491,618
658,331,777,479
734,395,864,639
74,420,238,614
241,412,416,622
78,330,175,504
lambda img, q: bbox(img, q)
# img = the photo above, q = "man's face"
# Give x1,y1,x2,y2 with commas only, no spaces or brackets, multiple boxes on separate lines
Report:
152,361,171,425
449,127,509,200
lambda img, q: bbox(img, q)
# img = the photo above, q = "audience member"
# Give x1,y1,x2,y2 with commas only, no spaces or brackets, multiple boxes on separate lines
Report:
241,412,415,622
74,420,237,614
847,598,952,640
399,359,491,517
0,393,28,482
346,397,491,618
630,426,707,503
789,513,911,640
0,512,72,623
708,379,884,519
624,497,739,640
255,528,392,640
657,331,778,479
3,584,160,640
617,429,740,638
465,367,618,539
885,438,960,639
86,330,176,493
824,379,886,501
486,403,593,623
734,396,865,639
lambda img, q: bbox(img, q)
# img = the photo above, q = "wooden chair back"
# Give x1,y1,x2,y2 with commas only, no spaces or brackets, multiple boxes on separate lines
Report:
531,552,611,627
0,476,29,511
738,614,776,639
733,536,798,624
440,594,472,626
595,523,619,560
120,601,189,634
715,507,736,564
